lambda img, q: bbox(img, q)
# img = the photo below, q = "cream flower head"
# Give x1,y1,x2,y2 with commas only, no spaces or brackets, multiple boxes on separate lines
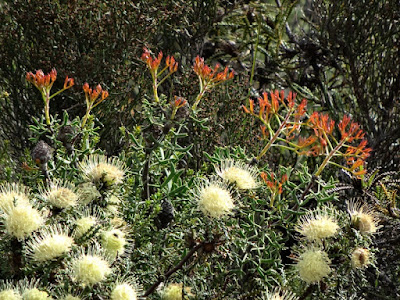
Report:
22,288,51,300
4,203,44,240
0,183,30,214
295,207,339,241
25,225,74,263
101,228,128,259
215,160,258,190
351,248,371,269
160,283,193,300
0,281,21,300
68,244,112,286
265,287,298,300
347,200,379,234
42,181,78,209
73,208,100,240
79,154,126,187
111,278,142,300
77,182,101,205
295,247,331,284
193,178,235,218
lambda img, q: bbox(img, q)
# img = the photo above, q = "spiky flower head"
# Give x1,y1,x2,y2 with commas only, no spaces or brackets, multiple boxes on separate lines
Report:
4,203,44,240
42,181,78,209
215,160,259,190
77,182,101,205
73,209,99,240
69,245,112,286
25,225,73,263
101,228,127,259
0,183,30,214
110,278,143,300
0,282,21,300
160,283,193,300
265,287,298,300
351,248,371,269
295,207,339,241
193,178,235,218
78,154,126,187
347,200,379,234
295,247,331,284
22,288,51,300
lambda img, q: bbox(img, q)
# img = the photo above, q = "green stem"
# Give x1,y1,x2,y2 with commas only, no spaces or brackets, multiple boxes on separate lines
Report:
314,138,347,176
248,17,261,99
43,92,51,125
192,88,206,111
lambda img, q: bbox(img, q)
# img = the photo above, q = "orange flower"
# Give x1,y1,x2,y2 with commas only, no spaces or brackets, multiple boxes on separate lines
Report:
83,83,109,103
193,56,234,85
26,69,57,91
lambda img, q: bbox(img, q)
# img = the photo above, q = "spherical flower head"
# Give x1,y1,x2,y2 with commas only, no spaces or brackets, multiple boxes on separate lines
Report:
26,225,74,262
296,208,339,241
161,283,193,300
111,283,137,300
101,229,127,259
4,203,44,240
70,246,111,286
0,183,30,214
22,288,51,300
61,296,81,300
43,181,78,209
347,200,379,234
266,287,298,300
215,160,258,190
296,247,331,284
77,182,101,205
0,289,22,300
74,215,97,239
351,248,370,269
79,155,126,187
194,179,235,218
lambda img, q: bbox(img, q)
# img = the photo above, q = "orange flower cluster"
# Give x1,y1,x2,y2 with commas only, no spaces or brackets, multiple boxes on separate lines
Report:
141,47,178,73
172,96,187,109
260,171,288,202
193,56,234,86
26,69,74,93
83,83,109,103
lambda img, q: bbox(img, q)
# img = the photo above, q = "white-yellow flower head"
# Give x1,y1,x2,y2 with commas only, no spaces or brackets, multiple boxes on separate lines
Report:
295,247,331,284
101,228,127,259
351,248,370,269
79,155,126,187
160,283,193,300
215,160,258,190
194,178,235,218
296,207,339,241
69,245,112,286
4,203,44,240
0,183,30,214
22,288,51,300
111,283,138,300
42,181,78,209
25,225,74,262
265,287,298,300
347,200,379,234
73,208,100,240
0,282,21,300
77,182,101,205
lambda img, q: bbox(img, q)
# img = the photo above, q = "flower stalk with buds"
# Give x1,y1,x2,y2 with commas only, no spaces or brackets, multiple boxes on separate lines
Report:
192,56,234,111
141,47,178,103
81,83,109,128
170,96,187,120
26,69,74,125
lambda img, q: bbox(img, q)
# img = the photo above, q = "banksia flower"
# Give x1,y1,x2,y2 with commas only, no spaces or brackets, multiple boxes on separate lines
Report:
160,283,193,300
22,288,51,300
295,207,339,241
265,287,298,300
25,225,74,263
347,200,379,234
73,209,99,239
155,199,175,229
4,203,44,240
351,248,371,269
69,245,112,286
0,183,30,214
42,181,78,209
215,160,258,190
111,278,142,300
79,154,126,187
0,282,21,300
57,125,75,154
101,228,127,259
295,247,331,284
193,178,235,218
77,182,101,205
32,141,52,165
